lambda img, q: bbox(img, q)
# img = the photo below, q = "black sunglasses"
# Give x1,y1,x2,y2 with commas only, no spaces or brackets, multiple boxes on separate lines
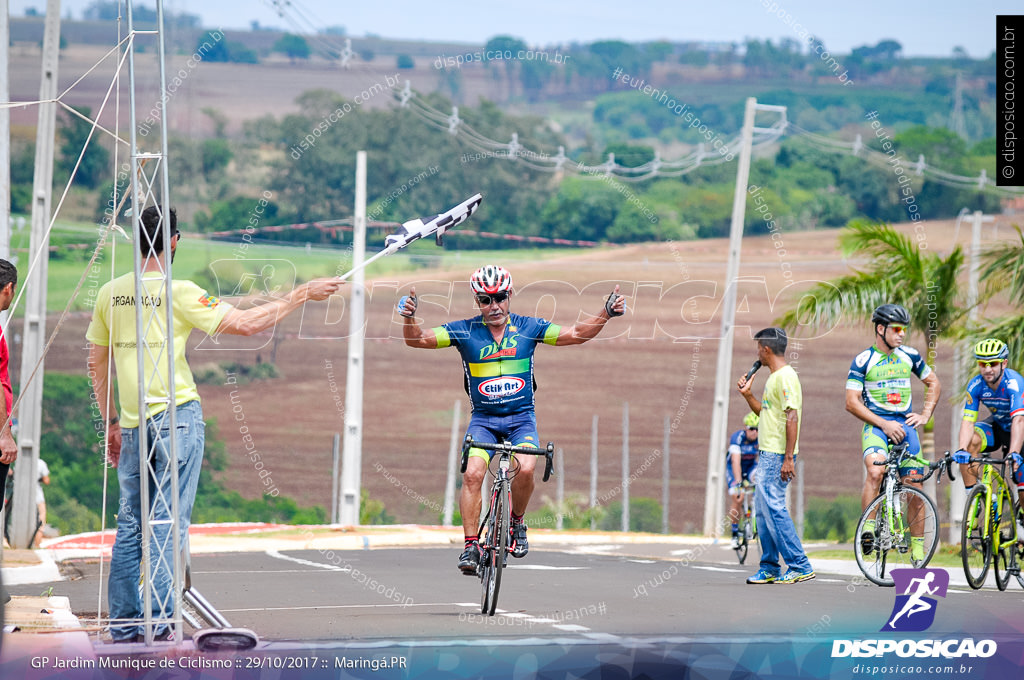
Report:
476,292,509,305
747,427,758,431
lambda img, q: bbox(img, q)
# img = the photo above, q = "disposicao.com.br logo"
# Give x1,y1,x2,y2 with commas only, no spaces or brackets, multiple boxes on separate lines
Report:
831,568,997,659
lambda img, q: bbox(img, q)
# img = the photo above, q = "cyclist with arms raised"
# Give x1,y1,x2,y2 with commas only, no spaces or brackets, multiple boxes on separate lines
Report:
952,338,1024,494
728,412,760,549
398,266,625,573
846,304,941,561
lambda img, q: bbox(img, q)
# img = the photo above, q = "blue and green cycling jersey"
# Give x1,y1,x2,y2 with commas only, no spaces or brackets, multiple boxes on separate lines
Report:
846,345,931,416
963,368,1024,430
434,313,561,416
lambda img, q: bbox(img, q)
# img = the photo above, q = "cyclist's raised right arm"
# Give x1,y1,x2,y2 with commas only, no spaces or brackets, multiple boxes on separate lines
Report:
400,287,441,349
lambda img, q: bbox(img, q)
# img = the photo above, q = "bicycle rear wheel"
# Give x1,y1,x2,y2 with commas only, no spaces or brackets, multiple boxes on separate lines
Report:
962,485,992,590
993,493,1016,592
855,487,938,587
482,482,509,616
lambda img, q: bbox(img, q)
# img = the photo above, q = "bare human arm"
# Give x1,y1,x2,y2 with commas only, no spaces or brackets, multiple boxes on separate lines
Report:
904,371,941,429
86,343,122,466
553,285,626,346
400,287,440,349
730,451,743,488
0,381,16,466
845,388,907,443
737,374,762,415
216,278,343,337
781,407,799,482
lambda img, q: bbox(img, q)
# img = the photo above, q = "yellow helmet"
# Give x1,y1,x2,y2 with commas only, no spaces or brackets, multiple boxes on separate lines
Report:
974,338,1009,362
743,412,759,428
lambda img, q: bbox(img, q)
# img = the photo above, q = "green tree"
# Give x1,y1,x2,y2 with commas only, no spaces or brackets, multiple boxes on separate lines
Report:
58,105,110,189
273,33,311,61
971,226,1024,368
396,54,414,69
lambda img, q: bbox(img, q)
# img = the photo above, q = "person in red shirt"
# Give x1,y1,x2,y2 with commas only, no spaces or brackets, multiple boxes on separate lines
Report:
0,259,19,502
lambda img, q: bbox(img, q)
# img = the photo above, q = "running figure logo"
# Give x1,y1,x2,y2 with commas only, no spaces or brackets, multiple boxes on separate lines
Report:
881,568,949,632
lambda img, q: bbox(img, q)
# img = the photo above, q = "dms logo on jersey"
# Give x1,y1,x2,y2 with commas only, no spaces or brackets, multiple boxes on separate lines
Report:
881,568,948,632
479,377,525,398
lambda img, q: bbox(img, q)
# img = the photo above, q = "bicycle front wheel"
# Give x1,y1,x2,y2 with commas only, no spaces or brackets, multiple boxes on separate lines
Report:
962,485,992,590
855,487,938,587
1015,504,1024,591
993,493,1016,592
482,482,510,616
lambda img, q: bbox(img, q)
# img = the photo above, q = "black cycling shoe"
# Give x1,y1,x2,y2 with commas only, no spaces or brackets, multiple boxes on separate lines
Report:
511,522,529,558
458,542,481,575
860,530,875,556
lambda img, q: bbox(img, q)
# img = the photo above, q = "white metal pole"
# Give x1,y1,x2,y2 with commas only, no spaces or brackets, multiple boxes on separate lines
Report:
949,211,993,540
331,433,340,524
442,400,460,526
11,0,61,549
662,416,670,534
590,414,598,530
0,0,10,262
340,151,367,525
556,448,564,530
702,97,757,537
621,401,629,532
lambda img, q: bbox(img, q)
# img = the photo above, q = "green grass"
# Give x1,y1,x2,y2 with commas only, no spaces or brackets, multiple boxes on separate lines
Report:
9,214,583,313
806,543,970,569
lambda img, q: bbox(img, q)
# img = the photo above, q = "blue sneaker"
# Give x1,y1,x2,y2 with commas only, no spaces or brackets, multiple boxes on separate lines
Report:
746,568,778,584
778,569,815,584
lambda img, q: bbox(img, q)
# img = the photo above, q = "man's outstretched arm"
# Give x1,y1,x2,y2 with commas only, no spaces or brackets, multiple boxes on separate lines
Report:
554,285,625,346
400,286,440,349
217,278,343,337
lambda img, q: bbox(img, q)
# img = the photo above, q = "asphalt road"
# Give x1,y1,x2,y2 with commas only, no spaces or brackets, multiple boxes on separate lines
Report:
15,541,1024,643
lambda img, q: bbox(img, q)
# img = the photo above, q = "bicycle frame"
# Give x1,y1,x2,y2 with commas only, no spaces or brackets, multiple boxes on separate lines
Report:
965,458,1015,561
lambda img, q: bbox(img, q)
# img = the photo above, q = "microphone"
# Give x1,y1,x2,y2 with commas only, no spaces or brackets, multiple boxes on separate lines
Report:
743,360,762,383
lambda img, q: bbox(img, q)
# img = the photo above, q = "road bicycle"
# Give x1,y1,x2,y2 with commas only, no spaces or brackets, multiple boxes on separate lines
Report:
961,451,1024,591
734,480,757,565
461,436,554,616
854,441,955,586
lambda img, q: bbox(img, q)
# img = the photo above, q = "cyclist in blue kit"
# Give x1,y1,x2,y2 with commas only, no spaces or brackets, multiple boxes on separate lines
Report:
398,265,625,573
953,338,1024,493
728,412,760,549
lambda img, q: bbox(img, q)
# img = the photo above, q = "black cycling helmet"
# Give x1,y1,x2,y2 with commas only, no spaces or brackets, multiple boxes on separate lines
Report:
871,303,910,327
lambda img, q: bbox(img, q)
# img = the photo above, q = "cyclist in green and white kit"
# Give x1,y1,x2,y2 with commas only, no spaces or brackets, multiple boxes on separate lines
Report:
845,304,941,560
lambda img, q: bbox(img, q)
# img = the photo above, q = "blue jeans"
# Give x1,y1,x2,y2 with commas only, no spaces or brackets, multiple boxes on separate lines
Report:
108,401,205,641
754,451,812,575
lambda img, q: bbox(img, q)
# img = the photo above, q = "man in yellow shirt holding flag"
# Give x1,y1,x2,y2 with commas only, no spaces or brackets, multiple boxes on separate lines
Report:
87,206,341,643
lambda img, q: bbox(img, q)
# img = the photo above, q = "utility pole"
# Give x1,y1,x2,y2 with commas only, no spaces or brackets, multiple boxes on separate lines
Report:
1,0,11,262
340,151,367,525
702,99,786,537
11,0,61,549
949,210,994,542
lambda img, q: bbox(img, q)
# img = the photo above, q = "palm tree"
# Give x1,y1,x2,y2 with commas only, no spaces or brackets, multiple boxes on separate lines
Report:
775,220,967,461
777,220,966,360
972,226,1024,368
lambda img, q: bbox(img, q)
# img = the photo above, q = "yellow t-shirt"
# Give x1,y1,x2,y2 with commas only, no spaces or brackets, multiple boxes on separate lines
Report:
86,272,233,428
758,364,802,456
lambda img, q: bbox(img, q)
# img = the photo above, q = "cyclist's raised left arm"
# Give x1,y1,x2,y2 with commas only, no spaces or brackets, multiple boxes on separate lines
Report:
553,285,625,346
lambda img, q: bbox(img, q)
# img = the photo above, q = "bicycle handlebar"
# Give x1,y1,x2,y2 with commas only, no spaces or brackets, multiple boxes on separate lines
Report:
876,450,956,484
460,435,556,482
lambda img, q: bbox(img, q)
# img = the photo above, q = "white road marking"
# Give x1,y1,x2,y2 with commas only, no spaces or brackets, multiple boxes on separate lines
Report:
552,624,590,632
627,559,657,564
506,565,587,570
692,565,745,573
264,550,349,571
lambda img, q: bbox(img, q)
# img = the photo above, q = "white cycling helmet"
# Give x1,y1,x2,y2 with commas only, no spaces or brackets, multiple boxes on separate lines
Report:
470,265,512,295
